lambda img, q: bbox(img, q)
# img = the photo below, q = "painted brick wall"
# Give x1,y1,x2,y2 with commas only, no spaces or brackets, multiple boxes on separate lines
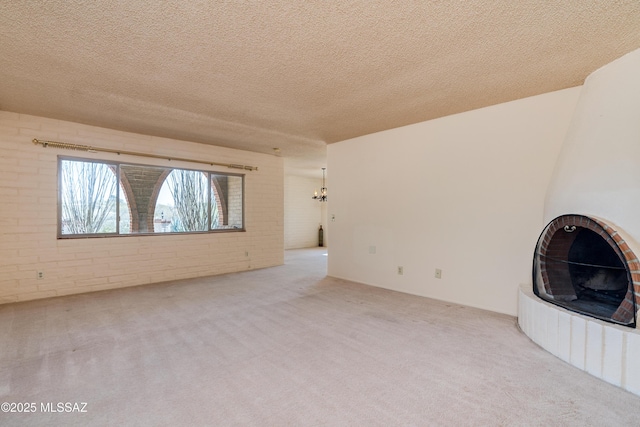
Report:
284,175,325,249
227,175,243,227
0,111,284,304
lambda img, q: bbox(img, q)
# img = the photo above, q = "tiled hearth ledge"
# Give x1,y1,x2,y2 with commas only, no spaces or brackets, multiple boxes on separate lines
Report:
519,284,640,397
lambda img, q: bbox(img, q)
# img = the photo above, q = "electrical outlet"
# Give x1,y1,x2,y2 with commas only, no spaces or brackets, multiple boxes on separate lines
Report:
369,245,376,254
331,214,336,222
37,271,44,280
435,268,442,279
397,266,404,275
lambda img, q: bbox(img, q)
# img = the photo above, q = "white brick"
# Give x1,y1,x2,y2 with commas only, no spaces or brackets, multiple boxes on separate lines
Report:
570,316,587,370
546,306,560,357
625,331,640,396
585,321,603,377
532,300,548,347
517,288,526,333
557,311,571,363
524,291,534,337
602,326,624,387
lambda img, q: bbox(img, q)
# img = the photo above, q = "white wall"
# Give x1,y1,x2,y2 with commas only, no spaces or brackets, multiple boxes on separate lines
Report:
327,87,582,315
545,48,640,243
0,111,284,304
284,174,325,249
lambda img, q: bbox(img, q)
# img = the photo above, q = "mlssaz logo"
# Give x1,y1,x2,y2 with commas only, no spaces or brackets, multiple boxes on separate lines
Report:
41,402,88,413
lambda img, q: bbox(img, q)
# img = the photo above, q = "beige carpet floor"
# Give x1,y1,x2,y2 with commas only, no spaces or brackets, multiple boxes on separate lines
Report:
1,248,639,426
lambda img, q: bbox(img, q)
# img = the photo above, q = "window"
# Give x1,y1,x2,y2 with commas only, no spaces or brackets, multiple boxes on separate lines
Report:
59,159,118,234
58,157,244,237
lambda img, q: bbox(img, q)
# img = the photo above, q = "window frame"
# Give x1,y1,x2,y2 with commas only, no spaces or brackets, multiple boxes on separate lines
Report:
57,155,246,239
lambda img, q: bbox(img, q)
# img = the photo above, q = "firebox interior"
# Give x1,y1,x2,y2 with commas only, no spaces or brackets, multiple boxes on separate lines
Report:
565,229,627,318
533,216,636,327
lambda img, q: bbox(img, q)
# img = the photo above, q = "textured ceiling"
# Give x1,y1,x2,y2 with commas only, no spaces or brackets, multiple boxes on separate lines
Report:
1,1,640,177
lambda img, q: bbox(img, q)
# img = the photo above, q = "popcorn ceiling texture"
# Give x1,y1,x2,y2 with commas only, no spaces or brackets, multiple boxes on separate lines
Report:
1,1,640,173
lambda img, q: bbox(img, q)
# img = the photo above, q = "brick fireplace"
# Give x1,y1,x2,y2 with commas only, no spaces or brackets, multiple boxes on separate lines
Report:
522,214,640,396
533,215,638,327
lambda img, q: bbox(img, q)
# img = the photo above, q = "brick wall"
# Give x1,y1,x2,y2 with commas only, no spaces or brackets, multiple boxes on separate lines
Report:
0,111,284,304
226,175,244,228
120,164,169,232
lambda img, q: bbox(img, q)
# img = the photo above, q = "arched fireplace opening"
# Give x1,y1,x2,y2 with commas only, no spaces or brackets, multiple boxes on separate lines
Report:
533,215,637,327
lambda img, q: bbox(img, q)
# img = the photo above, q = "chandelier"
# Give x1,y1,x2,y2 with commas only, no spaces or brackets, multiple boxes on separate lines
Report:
312,168,327,202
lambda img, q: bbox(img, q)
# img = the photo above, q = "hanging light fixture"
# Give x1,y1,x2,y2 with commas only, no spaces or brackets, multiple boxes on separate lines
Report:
312,168,327,202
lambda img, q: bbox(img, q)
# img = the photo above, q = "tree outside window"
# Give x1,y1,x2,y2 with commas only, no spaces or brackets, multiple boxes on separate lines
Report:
58,157,244,237
60,160,117,234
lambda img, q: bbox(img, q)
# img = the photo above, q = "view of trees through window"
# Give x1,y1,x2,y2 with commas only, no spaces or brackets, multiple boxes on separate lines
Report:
60,160,118,234
59,158,244,237
168,169,208,232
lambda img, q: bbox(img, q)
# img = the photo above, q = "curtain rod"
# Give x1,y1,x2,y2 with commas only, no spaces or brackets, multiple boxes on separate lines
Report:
32,138,258,171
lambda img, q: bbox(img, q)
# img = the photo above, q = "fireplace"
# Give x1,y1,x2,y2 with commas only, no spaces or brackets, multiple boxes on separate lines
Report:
533,215,638,327
519,49,640,397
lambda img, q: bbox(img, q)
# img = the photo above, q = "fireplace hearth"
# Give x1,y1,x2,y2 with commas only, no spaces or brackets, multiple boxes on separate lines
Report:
533,215,638,327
